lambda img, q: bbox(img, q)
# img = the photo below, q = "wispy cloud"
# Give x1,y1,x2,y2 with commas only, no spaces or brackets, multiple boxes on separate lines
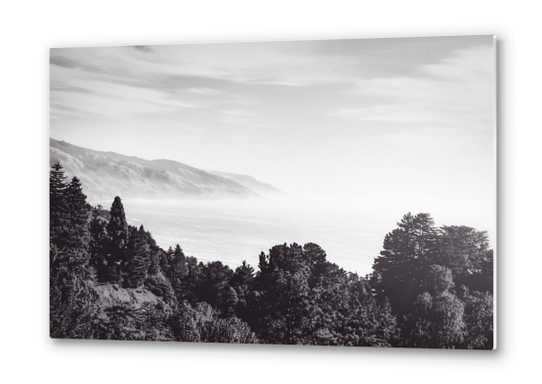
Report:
219,109,256,117
247,79,304,87
329,46,494,132
188,88,223,96
132,45,153,53
50,52,105,73
51,39,493,134
50,80,94,94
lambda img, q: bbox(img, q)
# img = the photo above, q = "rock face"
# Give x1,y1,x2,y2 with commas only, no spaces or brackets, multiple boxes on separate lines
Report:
90,282,176,341
91,284,161,309
50,138,274,202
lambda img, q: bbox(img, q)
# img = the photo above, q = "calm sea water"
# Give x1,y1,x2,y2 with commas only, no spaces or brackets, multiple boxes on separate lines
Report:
106,198,394,276
91,196,495,276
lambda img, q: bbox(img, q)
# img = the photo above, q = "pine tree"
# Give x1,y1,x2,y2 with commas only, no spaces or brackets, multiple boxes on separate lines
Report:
142,229,160,276
437,226,489,279
170,244,188,282
231,261,255,287
107,196,129,248
65,177,91,253
196,261,234,308
105,196,129,282
50,244,97,339
229,261,255,324
89,206,108,281
50,162,69,245
50,166,97,339
371,212,439,317
259,267,311,345
253,244,312,344
124,225,151,288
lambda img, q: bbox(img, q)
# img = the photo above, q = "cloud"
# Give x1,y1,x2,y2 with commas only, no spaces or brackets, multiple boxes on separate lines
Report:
50,51,105,73
50,54,79,69
170,123,205,133
50,81,94,94
247,79,303,87
188,88,223,96
132,45,153,53
219,109,255,117
50,38,494,149
330,46,494,132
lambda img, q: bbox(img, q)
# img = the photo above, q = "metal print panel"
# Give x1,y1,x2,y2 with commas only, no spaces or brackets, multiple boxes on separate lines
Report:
49,36,496,349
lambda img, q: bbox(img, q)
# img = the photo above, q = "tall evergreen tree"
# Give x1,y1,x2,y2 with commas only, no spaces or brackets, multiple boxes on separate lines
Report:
89,206,108,280
50,244,97,339
259,266,311,344
124,225,151,288
371,212,439,317
171,244,187,277
50,165,97,339
229,261,255,323
140,228,160,276
437,227,488,277
49,162,69,245
64,177,91,252
196,261,234,308
105,196,129,281
371,213,494,348
231,261,255,287
169,244,200,303
107,196,129,247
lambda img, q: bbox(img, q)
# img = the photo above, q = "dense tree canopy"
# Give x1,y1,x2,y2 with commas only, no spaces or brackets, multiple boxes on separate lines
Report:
370,212,494,349
50,163,494,349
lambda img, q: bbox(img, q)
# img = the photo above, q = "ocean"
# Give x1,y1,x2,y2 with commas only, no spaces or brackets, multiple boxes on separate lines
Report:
99,197,395,276
92,197,494,277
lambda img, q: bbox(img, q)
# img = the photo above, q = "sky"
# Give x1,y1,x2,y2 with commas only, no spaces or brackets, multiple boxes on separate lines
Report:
50,35,495,237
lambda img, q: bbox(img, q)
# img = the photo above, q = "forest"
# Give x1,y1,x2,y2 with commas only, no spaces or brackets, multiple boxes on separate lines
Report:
50,162,494,349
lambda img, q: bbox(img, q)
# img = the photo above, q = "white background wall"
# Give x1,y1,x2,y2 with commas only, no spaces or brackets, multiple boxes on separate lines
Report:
1,1,537,382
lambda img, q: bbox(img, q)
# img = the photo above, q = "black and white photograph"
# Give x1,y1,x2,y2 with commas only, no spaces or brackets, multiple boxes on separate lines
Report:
49,36,495,349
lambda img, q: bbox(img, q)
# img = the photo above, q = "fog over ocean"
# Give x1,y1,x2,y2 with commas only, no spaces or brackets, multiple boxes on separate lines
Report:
92,197,495,276
108,198,386,275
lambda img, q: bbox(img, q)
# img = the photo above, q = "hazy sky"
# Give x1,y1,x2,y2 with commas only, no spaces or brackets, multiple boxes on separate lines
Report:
50,36,495,235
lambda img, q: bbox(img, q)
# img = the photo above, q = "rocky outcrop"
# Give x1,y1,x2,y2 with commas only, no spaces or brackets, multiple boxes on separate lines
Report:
91,283,162,309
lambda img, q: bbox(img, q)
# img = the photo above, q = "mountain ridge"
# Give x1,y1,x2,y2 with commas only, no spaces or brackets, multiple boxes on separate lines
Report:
50,138,284,202
207,170,288,198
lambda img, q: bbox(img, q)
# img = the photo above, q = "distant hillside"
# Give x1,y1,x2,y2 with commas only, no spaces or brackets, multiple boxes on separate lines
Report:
207,170,287,198
50,138,281,202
